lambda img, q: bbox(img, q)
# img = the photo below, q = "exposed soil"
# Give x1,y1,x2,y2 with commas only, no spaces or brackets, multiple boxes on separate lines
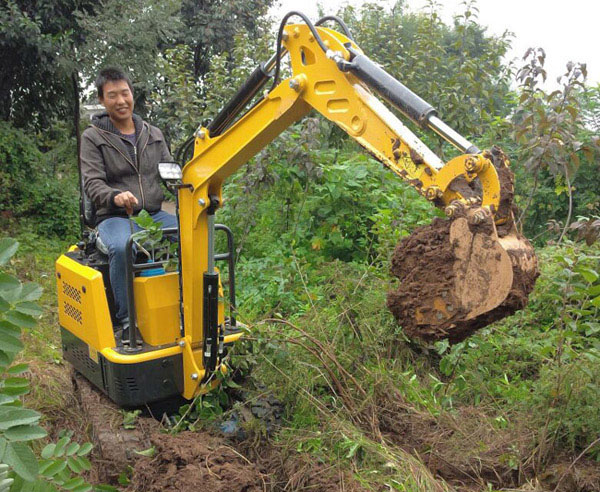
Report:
387,152,539,343
127,432,266,492
72,371,156,482
68,372,367,491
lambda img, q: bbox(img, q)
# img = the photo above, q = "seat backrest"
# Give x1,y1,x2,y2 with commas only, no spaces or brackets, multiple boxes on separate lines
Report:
80,173,96,228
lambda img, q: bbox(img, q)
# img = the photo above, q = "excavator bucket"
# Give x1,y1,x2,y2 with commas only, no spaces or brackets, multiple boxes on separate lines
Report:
387,151,539,343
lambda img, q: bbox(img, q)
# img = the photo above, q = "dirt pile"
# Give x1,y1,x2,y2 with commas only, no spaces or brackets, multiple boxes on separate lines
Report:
128,432,266,491
387,214,538,342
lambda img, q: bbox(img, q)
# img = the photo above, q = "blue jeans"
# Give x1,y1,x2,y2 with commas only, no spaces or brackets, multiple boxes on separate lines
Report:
98,210,178,324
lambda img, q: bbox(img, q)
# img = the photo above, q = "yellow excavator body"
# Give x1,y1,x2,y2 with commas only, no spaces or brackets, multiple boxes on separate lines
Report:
57,13,537,407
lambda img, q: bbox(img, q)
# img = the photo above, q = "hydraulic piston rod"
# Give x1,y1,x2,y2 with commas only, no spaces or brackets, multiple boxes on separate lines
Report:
341,48,480,154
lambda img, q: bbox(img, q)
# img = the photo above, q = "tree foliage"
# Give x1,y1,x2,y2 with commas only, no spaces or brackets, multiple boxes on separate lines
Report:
512,49,600,239
179,0,274,78
76,0,183,112
0,0,95,128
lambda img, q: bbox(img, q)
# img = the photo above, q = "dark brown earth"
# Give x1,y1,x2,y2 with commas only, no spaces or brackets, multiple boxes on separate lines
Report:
127,432,367,492
127,432,266,492
387,150,539,343
387,216,538,343
68,372,367,491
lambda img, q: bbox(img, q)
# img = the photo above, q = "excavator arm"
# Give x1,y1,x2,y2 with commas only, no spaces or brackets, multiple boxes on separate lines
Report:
175,15,537,398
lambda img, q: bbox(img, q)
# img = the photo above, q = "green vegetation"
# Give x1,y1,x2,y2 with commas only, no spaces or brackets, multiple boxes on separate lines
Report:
0,239,102,491
1,0,599,490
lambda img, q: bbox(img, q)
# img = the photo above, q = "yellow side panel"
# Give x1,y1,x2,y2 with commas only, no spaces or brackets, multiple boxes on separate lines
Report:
133,272,180,346
56,253,115,351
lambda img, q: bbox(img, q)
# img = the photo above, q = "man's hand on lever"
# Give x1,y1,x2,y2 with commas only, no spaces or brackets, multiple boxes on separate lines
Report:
114,191,138,216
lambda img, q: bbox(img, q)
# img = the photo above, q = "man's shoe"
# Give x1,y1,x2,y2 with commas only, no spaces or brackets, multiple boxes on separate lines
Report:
121,322,143,346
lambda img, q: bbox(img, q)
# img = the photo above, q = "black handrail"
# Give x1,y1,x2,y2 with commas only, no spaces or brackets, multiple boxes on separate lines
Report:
123,224,236,350
124,227,178,351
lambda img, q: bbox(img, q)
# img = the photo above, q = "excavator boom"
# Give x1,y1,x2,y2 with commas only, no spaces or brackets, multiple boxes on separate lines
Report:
177,14,538,396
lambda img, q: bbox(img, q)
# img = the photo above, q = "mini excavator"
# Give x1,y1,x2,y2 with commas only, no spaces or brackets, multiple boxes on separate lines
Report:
56,12,537,407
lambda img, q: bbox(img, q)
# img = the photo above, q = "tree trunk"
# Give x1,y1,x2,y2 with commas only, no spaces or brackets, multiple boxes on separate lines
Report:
72,71,84,236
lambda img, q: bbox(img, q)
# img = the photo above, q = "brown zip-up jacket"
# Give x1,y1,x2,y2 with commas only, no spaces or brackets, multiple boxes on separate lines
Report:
81,112,172,224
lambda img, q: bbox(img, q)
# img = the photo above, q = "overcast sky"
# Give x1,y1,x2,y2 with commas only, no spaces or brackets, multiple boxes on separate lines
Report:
271,0,599,87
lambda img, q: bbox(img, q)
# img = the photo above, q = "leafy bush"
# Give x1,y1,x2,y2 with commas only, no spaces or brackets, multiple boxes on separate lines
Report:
0,238,100,490
0,121,79,240
0,122,42,214
24,178,79,240
438,242,600,459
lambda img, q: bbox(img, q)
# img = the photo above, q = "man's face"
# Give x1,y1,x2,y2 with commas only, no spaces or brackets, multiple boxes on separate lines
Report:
99,79,134,123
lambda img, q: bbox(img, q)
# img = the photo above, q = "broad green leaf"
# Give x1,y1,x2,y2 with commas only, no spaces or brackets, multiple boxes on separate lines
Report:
4,424,47,442
76,442,92,456
66,456,82,474
576,266,599,283
61,477,85,490
0,320,21,337
40,459,67,478
3,441,38,481
0,297,9,313
0,239,18,266
41,444,56,459
53,437,69,457
590,295,600,308
0,436,6,461
65,442,80,456
0,477,14,490
4,311,35,329
74,456,90,471
2,386,30,396
19,284,42,302
0,273,20,294
0,352,11,370
0,394,18,406
7,364,28,375
0,407,40,430
4,377,29,388
0,333,23,353
15,302,43,317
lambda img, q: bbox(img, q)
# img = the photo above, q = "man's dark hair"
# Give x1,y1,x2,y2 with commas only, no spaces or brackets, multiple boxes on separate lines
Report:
95,67,134,98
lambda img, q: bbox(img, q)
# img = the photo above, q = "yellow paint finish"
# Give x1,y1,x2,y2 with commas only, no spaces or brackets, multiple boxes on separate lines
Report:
179,80,311,378
432,154,501,211
133,272,180,346
175,22,504,390
56,253,115,351
101,344,182,364
314,80,336,95
223,331,243,344
180,336,205,399
326,98,350,113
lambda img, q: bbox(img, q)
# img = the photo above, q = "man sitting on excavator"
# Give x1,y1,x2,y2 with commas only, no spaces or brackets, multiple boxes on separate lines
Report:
81,67,177,342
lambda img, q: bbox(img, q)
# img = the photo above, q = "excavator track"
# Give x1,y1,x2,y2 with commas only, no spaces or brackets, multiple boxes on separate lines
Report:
387,148,539,343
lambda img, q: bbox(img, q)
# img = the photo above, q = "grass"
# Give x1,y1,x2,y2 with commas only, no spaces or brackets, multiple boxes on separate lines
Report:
4,215,600,490
4,225,72,362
